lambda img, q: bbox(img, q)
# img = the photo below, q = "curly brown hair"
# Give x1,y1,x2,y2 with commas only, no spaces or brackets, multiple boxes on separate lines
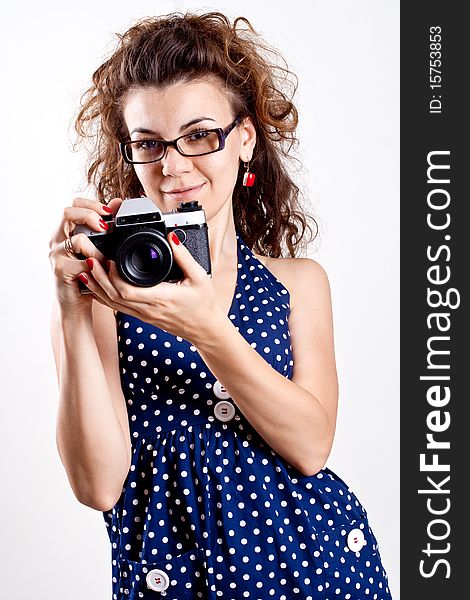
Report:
74,11,317,257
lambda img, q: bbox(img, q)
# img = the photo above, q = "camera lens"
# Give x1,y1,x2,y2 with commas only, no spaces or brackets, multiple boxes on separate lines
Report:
132,245,160,271
116,231,173,286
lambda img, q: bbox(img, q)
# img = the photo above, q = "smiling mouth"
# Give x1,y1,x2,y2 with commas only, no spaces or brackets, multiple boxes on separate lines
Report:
162,183,205,196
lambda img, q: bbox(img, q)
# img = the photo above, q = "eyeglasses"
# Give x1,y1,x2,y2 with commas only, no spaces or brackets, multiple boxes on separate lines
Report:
120,116,241,165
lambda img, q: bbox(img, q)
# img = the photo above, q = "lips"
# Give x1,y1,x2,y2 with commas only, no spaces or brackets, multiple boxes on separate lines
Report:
161,183,205,197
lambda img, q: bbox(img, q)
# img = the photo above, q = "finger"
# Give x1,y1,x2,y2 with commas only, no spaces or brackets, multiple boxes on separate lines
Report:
70,196,124,221
101,259,175,306
76,263,118,309
50,207,108,246
105,197,123,215
70,196,123,235
63,233,107,262
65,207,111,235
59,255,91,279
63,236,77,258
85,258,137,306
51,199,120,246
168,231,208,280
71,196,118,214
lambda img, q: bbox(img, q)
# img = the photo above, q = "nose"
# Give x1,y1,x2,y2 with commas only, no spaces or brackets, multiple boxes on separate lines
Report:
161,145,193,177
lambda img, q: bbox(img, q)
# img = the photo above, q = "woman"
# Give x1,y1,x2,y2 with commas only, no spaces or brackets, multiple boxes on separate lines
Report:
49,12,393,600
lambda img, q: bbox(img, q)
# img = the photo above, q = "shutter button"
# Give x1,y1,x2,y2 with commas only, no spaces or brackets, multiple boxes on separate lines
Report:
146,568,170,592
214,400,236,422
213,380,231,399
347,528,365,552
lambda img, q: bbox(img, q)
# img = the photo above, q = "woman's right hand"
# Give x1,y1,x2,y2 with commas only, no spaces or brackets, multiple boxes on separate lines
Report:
48,197,122,316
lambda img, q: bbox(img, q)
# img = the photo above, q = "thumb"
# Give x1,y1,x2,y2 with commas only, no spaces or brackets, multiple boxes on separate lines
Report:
168,231,208,280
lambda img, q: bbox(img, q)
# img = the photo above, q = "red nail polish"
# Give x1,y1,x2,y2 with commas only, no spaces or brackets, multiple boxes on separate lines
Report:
171,232,180,245
86,258,94,270
78,273,89,285
99,219,109,231
102,205,113,213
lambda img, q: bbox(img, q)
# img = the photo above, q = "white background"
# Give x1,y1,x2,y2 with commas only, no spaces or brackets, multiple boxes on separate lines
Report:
0,0,399,598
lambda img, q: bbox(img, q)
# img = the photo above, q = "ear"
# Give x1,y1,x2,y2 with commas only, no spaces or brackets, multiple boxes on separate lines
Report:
239,116,257,162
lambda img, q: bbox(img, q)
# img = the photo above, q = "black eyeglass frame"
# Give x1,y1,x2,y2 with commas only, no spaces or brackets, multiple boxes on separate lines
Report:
120,116,242,165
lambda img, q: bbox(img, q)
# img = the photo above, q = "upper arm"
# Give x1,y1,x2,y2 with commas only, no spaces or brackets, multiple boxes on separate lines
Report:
283,258,339,429
50,300,131,456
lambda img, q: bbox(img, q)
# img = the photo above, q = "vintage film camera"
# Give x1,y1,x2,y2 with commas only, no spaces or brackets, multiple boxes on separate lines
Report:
74,197,211,290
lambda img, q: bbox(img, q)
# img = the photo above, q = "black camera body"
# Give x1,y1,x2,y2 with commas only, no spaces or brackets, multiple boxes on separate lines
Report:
74,197,211,289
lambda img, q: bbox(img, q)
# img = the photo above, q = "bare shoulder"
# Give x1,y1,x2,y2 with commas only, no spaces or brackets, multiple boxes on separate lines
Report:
253,253,331,311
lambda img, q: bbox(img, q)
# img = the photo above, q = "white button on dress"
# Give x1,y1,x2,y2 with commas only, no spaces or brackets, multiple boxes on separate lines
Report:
347,528,365,552
213,380,231,399
214,400,236,422
146,568,170,592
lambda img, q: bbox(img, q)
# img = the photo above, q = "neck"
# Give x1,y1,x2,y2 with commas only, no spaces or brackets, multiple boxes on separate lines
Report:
206,203,238,273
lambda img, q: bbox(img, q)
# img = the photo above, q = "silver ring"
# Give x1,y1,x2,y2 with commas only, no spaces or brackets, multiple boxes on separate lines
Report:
64,236,76,257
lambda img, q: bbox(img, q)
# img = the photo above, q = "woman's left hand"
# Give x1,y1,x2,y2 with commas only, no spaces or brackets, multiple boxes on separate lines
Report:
82,232,222,343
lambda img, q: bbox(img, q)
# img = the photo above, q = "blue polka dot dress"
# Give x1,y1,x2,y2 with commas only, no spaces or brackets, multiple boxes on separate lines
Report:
103,233,393,599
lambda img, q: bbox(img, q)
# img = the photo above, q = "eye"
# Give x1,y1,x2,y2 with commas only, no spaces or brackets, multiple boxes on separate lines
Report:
136,140,162,150
185,130,211,142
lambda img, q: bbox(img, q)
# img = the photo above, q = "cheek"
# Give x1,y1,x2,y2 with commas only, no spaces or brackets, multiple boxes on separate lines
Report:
134,164,158,184
200,152,241,186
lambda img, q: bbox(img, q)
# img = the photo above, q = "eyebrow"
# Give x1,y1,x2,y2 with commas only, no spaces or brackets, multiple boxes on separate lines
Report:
130,117,216,137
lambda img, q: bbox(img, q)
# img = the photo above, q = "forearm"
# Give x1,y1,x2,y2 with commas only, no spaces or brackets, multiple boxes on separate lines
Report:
55,311,129,510
192,312,335,476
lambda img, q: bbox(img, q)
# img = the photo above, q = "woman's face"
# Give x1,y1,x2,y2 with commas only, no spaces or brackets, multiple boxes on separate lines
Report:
121,78,256,221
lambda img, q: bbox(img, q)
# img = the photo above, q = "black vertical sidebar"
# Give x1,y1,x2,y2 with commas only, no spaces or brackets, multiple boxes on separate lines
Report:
401,3,468,599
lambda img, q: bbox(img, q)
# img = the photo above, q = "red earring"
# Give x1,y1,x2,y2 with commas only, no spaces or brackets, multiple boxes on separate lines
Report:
242,161,256,187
